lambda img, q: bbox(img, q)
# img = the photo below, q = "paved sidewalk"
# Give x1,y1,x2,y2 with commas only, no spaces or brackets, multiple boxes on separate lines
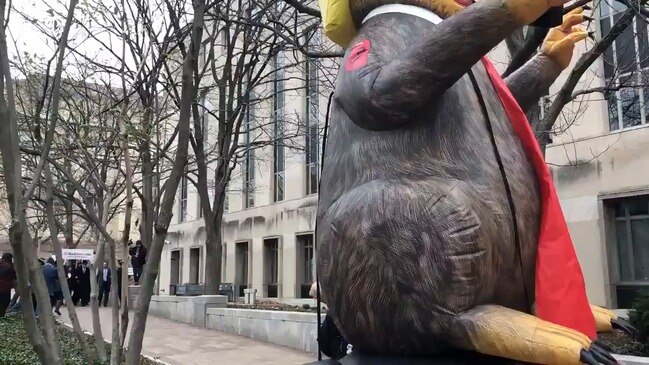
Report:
60,307,315,365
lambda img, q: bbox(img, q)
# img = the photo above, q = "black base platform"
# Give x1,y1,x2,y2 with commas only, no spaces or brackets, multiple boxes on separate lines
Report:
304,351,519,365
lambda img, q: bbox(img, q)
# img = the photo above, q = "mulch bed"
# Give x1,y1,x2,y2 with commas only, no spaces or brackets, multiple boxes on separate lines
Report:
598,329,648,357
227,299,324,313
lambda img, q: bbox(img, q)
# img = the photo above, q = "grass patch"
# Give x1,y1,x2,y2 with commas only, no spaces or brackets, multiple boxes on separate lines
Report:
0,314,160,364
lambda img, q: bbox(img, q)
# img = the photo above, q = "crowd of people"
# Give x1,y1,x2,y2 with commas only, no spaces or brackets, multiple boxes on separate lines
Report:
0,239,147,317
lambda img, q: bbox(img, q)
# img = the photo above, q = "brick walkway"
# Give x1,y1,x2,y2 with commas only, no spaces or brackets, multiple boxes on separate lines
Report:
59,307,315,365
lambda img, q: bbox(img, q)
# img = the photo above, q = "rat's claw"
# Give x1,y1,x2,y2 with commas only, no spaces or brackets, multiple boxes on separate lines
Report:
612,317,638,337
580,349,599,365
593,339,613,353
591,342,617,363
580,347,618,365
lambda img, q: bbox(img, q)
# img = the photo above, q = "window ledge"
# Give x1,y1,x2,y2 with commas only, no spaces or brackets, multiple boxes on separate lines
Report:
548,123,649,148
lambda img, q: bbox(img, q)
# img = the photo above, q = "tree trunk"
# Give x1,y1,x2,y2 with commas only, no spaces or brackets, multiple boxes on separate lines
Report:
89,194,110,362
204,187,225,295
140,136,155,252
0,2,62,363
0,109,54,363
109,243,121,365
44,166,95,364
117,2,133,353
203,210,222,295
125,1,205,363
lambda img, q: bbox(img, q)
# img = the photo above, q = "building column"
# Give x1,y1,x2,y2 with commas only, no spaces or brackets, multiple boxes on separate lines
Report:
281,233,297,299
251,237,264,297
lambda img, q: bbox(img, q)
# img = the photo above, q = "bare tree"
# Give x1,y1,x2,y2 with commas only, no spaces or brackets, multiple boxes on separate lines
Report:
501,1,647,154
167,0,338,295
126,0,205,362
0,0,78,364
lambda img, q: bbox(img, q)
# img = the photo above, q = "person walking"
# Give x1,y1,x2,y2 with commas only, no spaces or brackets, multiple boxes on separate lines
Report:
65,262,76,304
0,253,16,317
97,261,111,307
116,260,123,305
74,261,91,306
42,257,63,315
310,282,350,360
128,240,146,284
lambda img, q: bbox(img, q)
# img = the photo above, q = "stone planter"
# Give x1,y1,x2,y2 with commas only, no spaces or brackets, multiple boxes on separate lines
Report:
615,354,649,365
148,295,227,327
205,308,319,353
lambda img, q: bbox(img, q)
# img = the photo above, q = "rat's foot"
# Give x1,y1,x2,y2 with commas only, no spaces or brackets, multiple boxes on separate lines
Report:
449,304,617,365
591,305,638,337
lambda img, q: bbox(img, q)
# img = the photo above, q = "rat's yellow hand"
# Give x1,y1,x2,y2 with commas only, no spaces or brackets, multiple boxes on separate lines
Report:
504,0,571,25
541,7,589,69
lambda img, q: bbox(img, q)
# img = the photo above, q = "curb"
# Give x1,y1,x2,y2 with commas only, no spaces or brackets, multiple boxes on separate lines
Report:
57,319,170,365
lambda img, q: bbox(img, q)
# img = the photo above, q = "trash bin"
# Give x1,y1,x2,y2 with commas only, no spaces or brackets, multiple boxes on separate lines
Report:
169,284,177,296
186,284,204,296
219,283,234,302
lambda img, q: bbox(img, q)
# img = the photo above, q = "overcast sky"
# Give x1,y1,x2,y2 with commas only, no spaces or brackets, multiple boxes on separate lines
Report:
7,0,131,83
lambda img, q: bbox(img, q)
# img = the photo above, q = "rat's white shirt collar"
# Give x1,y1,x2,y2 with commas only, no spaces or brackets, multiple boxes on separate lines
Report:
362,4,443,25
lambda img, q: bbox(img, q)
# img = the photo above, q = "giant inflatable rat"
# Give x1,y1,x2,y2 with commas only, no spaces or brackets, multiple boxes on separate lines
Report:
315,1,631,364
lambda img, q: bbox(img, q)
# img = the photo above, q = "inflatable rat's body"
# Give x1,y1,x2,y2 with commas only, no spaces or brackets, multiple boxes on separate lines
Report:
316,1,627,364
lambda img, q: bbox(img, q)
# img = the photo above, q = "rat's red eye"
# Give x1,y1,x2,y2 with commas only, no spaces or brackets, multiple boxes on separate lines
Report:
454,0,475,6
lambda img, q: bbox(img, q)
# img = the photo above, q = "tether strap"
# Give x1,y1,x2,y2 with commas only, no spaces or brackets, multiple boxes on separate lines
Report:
315,91,335,361
467,69,532,313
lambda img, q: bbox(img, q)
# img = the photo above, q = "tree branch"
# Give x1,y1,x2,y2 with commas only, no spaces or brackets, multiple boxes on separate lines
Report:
282,0,320,18
540,9,635,147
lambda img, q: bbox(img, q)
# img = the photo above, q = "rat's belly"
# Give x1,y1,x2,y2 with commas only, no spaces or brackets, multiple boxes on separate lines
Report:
317,176,492,355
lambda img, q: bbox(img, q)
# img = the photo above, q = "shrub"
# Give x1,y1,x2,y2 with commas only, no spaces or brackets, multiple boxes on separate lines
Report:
630,290,649,345
0,314,90,364
302,304,311,310
0,314,157,364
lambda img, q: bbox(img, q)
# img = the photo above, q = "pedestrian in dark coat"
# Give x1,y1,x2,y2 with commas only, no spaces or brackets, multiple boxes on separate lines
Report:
97,261,111,307
74,261,91,306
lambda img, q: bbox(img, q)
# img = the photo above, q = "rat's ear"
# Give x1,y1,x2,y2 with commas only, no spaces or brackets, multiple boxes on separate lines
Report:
320,0,357,47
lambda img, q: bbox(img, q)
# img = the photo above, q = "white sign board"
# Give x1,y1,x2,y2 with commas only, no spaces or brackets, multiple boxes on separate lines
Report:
61,249,95,261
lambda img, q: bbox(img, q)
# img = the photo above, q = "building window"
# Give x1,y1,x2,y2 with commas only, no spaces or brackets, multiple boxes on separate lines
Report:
610,195,649,307
243,93,255,209
170,249,182,287
600,3,648,131
179,174,188,223
297,234,315,298
235,241,250,297
273,53,285,202
612,196,649,281
189,247,201,284
305,31,321,196
221,26,228,51
264,238,280,298
222,243,227,281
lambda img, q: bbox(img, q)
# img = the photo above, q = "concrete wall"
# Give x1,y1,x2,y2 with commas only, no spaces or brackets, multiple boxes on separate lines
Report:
546,125,649,307
616,355,649,365
205,308,319,353
148,295,227,327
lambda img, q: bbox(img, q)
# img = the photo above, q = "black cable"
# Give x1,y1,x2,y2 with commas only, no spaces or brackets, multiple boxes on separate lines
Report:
467,70,532,313
314,91,335,362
